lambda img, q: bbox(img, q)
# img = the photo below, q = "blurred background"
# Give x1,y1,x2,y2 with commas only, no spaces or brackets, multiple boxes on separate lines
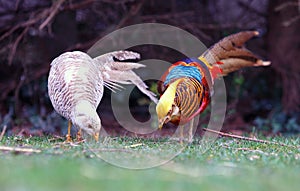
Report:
0,0,299,137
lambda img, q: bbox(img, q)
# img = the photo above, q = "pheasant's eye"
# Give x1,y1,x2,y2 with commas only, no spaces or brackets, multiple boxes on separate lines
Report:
165,116,171,121
167,108,173,115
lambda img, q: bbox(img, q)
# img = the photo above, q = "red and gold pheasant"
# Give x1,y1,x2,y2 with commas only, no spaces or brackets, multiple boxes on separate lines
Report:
156,31,270,137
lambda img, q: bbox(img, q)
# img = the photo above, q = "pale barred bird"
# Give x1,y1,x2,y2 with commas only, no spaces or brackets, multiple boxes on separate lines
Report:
48,50,157,142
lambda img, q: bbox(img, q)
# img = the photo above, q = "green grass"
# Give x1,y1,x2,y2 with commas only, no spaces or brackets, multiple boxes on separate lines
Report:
0,136,299,191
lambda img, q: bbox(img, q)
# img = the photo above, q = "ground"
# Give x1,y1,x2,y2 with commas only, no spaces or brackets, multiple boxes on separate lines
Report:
0,136,299,191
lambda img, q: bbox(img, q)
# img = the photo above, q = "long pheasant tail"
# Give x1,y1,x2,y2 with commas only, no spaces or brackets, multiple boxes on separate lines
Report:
201,31,271,77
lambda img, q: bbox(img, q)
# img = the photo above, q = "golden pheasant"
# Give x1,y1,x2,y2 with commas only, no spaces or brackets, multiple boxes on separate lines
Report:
156,31,270,139
48,50,157,142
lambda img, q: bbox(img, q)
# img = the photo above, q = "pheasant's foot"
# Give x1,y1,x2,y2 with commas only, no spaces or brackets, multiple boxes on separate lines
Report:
188,118,195,143
180,125,184,144
188,128,194,143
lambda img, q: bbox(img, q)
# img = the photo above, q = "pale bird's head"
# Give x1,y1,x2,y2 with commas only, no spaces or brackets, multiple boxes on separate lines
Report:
73,101,101,141
73,112,101,141
156,79,181,129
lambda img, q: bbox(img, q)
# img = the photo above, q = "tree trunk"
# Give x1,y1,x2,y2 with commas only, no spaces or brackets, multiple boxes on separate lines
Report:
267,0,300,112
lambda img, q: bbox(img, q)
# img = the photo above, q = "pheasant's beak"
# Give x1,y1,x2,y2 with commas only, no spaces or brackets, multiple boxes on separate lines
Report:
158,116,171,130
94,132,99,142
158,120,164,130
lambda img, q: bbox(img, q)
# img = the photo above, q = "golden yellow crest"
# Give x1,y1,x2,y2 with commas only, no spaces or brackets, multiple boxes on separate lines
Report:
156,79,181,120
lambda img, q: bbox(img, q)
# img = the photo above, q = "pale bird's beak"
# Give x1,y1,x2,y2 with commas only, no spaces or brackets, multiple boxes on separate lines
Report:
94,132,99,142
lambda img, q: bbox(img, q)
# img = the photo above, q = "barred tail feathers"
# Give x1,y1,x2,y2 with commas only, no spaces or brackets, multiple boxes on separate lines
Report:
201,31,270,77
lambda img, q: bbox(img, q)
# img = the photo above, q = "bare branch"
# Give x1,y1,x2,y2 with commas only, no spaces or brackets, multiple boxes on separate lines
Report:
203,128,298,148
0,8,50,42
282,15,300,27
0,146,41,153
238,0,267,17
0,125,7,141
115,0,145,29
8,27,28,65
14,0,22,11
39,0,67,30
0,0,67,42
0,18,35,42
275,1,299,12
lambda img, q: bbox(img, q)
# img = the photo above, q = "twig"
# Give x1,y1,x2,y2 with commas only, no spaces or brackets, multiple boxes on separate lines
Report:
282,15,300,27
39,0,66,30
0,18,36,42
115,0,145,29
238,0,267,17
14,0,21,11
0,0,66,42
14,75,26,116
0,8,51,42
8,27,28,65
0,146,41,153
125,143,144,148
0,125,7,141
275,1,299,12
67,0,145,51
202,128,297,148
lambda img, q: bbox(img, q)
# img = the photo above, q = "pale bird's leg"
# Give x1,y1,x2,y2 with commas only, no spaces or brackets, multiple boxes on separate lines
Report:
76,128,83,142
188,118,195,143
66,121,72,142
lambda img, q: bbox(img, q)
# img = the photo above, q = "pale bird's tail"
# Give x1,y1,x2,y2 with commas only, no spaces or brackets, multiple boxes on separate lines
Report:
93,50,158,104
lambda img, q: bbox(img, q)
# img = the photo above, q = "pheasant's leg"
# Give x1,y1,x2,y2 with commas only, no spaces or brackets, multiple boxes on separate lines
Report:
66,121,72,142
76,128,83,142
188,118,195,142
179,125,184,144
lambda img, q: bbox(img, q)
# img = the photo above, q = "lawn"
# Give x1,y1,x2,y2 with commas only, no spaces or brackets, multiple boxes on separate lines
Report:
0,135,299,191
